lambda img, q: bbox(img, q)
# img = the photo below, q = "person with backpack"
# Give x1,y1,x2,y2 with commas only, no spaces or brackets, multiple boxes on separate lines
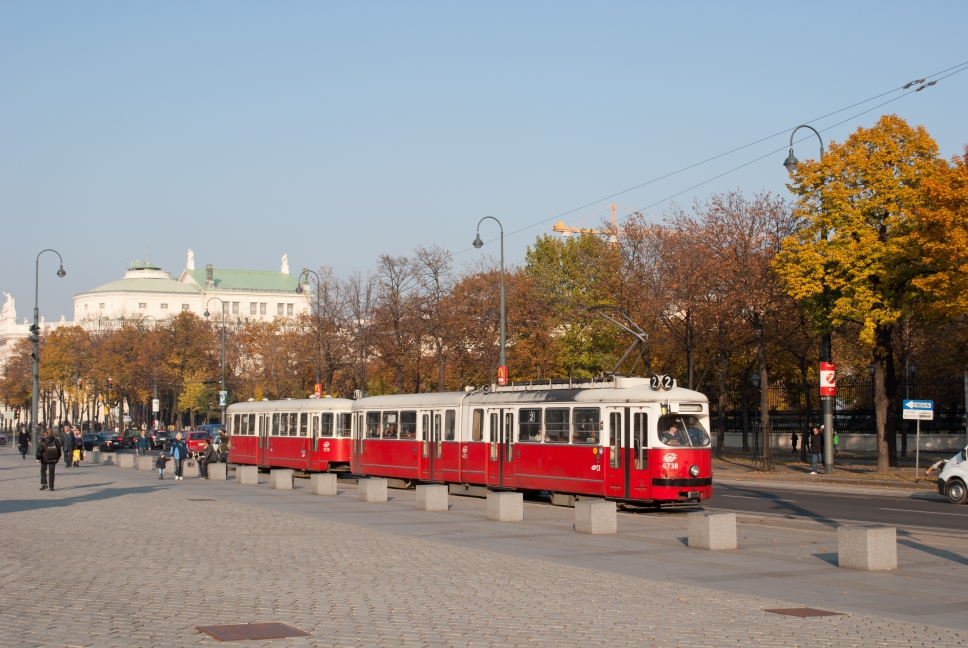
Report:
36,428,62,491
168,432,188,480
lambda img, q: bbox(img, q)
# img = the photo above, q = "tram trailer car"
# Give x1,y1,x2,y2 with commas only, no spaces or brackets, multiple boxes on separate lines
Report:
227,398,354,472
351,376,712,505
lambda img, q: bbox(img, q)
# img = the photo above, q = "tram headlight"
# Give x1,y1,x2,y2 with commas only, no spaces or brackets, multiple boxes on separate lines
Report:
689,464,700,477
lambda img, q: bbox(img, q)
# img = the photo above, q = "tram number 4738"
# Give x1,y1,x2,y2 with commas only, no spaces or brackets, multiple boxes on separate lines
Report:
662,453,679,470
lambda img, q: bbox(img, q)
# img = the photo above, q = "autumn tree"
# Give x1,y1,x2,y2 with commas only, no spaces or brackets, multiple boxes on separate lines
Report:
776,115,943,472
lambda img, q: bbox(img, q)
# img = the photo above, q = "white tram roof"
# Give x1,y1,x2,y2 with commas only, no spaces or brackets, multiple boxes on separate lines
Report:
227,398,354,413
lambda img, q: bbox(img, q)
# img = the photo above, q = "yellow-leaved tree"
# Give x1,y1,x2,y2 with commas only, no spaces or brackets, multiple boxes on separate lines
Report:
775,115,943,473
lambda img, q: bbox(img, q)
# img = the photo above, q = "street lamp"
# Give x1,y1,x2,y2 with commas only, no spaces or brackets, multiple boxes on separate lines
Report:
296,269,322,396
204,298,227,425
783,124,834,474
473,217,507,385
30,249,66,449
140,316,160,429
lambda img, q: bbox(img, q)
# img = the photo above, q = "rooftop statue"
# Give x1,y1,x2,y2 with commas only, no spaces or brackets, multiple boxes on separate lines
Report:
187,248,195,270
1,292,14,320
281,254,289,275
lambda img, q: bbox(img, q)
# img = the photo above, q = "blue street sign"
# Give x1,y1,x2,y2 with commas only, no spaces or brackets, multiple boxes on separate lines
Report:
903,400,933,420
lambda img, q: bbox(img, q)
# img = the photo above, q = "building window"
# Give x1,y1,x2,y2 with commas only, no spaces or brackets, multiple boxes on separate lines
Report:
249,303,257,316
232,302,240,315
181,304,190,311
287,303,294,316
138,302,147,309
260,303,267,315
277,303,284,316
160,303,168,310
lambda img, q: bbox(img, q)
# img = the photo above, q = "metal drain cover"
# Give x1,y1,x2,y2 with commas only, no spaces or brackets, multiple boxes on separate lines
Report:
196,622,310,642
764,607,843,618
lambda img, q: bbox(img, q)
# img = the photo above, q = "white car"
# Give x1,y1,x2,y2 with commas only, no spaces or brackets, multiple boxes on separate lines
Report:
937,449,968,504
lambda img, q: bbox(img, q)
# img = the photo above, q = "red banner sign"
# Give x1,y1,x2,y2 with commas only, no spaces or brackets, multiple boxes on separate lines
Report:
497,365,508,386
314,383,323,397
819,362,836,397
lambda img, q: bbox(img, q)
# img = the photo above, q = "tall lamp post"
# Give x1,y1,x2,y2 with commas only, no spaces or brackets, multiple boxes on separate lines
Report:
204,298,227,424
296,269,322,396
473,217,508,385
140,316,160,429
784,125,834,475
30,249,66,449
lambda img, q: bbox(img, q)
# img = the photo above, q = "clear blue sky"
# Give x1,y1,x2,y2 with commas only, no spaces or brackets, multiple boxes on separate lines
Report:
2,1,966,320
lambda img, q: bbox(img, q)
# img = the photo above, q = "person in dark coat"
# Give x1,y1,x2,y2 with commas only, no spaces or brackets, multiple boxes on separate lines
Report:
136,431,149,456
809,426,823,474
36,428,62,491
199,439,219,479
17,427,30,459
62,425,75,468
790,431,799,455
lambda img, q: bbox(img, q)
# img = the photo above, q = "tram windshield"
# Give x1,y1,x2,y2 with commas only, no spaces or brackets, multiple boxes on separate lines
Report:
657,415,710,448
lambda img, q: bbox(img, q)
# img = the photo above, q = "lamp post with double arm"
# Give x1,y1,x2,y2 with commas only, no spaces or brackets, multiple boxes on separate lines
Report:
473,217,508,385
140,316,160,429
783,125,834,474
296,269,322,396
203,298,227,424
30,249,66,449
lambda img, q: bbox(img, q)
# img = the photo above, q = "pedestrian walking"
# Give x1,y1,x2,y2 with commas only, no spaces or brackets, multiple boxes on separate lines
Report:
809,426,823,475
833,432,839,455
199,439,218,480
36,428,62,491
155,453,169,479
72,429,84,466
168,432,188,480
17,426,30,459
62,425,75,468
790,431,799,455
136,430,149,457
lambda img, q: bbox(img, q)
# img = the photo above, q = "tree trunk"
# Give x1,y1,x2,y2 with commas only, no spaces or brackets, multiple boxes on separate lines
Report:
716,347,728,458
873,324,899,470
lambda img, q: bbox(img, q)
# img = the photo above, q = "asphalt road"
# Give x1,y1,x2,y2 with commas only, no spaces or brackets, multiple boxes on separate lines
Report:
705,480,968,532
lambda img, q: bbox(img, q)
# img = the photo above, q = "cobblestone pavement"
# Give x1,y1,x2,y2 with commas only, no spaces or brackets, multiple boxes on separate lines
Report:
1,448,967,647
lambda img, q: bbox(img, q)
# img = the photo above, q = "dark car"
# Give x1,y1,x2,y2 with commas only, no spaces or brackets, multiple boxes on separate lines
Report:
82,433,119,452
119,430,139,448
150,430,171,450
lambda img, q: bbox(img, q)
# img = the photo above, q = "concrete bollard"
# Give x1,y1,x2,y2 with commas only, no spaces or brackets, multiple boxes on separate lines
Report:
838,526,897,571
87,450,102,465
270,468,294,490
309,473,337,496
688,512,737,550
358,478,388,502
487,491,523,522
100,453,116,466
575,499,617,534
236,465,259,485
136,456,154,471
181,460,200,478
117,454,135,469
207,463,228,481
416,484,449,511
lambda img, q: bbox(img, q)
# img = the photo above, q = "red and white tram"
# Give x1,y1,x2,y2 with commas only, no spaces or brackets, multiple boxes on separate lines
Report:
227,376,712,505
351,375,711,505
227,398,354,472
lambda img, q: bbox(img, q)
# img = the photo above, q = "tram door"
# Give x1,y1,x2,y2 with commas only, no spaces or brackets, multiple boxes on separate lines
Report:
420,411,441,481
629,409,650,500
352,413,364,474
257,414,270,467
486,409,514,487
604,408,628,498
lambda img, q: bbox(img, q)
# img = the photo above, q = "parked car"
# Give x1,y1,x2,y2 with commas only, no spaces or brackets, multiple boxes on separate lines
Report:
150,430,171,450
82,433,120,452
196,424,225,439
0,433,8,446
119,430,139,448
185,431,212,455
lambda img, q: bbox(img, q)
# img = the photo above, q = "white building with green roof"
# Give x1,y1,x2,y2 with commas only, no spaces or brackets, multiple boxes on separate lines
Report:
73,250,310,324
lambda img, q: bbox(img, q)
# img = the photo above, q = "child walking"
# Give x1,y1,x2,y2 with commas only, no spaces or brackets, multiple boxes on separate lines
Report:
156,453,169,480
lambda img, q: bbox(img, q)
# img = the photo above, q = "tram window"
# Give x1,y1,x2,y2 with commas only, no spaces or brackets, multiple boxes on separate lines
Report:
233,414,240,435
609,412,621,468
248,414,256,435
319,413,333,437
444,410,456,441
382,412,399,439
489,413,499,460
273,413,281,436
633,414,647,468
544,408,570,443
657,415,710,447
518,409,542,442
290,413,299,436
337,413,352,437
299,413,308,437
472,409,484,441
240,415,248,435
573,409,600,444
366,412,381,438
400,411,417,439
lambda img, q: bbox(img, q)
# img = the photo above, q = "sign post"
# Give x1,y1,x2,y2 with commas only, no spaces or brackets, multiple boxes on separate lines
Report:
819,362,836,474
903,400,934,481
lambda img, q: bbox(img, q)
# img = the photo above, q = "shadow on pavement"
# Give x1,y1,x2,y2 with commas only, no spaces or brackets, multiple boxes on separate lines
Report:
899,537,968,567
0,484,164,514
812,552,838,566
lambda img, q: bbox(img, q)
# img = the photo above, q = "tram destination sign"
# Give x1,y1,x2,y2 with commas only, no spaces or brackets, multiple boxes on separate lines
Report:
902,400,934,421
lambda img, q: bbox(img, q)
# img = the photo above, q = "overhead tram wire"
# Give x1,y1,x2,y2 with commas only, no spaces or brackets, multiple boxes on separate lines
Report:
456,60,968,255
